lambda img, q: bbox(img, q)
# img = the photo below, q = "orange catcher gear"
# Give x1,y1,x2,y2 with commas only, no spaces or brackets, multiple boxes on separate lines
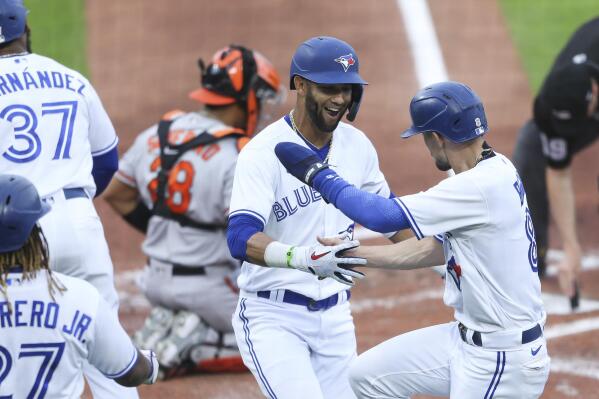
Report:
190,45,282,135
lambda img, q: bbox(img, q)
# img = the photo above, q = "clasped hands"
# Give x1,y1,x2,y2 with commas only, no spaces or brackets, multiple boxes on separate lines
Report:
294,234,366,286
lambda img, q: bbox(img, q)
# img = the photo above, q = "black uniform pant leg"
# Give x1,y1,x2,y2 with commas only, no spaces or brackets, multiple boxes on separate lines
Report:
512,119,549,278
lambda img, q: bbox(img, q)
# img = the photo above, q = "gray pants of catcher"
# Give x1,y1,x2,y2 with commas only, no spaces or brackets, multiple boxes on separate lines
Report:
512,119,549,277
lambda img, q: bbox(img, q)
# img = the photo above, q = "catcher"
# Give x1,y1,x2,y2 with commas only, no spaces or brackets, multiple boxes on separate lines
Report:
103,44,283,379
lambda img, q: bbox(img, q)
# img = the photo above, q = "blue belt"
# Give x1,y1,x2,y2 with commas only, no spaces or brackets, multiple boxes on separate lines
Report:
257,289,350,312
459,323,543,347
63,187,88,200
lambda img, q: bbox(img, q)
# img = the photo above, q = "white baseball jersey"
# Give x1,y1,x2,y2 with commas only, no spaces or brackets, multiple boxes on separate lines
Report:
117,111,239,268
0,53,118,197
395,153,545,332
229,117,391,299
0,270,137,399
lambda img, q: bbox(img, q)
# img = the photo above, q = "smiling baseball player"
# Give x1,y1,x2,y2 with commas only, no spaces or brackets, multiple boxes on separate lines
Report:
0,174,159,398
0,2,136,397
227,36,407,399
275,81,550,398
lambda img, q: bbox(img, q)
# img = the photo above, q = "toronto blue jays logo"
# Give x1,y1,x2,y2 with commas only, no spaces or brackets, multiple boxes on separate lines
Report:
447,256,462,291
334,54,355,72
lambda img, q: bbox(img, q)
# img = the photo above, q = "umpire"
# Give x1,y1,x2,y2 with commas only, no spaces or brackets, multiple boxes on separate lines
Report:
513,16,599,311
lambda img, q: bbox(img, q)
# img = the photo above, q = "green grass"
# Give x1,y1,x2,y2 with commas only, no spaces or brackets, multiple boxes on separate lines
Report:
499,0,599,93
24,0,88,76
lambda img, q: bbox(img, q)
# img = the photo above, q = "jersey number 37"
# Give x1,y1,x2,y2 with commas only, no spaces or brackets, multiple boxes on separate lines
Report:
2,102,78,163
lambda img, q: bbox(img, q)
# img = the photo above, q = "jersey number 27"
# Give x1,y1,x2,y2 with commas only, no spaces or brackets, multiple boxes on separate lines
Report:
0,342,65,398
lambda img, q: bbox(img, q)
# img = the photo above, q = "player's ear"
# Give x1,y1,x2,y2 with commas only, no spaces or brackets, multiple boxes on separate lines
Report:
430,132,443,144
295,76,308,96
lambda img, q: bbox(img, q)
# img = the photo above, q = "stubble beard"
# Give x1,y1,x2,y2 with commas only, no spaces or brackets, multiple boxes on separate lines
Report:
305,89,344,133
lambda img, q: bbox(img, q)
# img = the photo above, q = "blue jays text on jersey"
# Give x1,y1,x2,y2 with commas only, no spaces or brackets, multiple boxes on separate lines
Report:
272,185,323,222
0,69,86,96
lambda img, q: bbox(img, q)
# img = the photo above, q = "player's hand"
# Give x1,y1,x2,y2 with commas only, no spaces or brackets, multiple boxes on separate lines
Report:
274,142,330,186
316,231,357,258
317,233,350,246
141,349,160,384
289,240,366,285
557,242,582,298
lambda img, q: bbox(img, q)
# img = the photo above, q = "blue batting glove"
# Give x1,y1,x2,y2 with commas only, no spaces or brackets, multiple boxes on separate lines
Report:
274,142,330,186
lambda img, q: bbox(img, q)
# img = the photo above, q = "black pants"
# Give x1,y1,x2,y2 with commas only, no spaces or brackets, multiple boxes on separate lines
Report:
512,119,549,277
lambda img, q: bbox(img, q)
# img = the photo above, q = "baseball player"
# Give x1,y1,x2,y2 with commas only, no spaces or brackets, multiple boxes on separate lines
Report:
513,16,599,310
275,81,550,398
0,2,137,397
0,174,159,398
103,45,283,379
227,36,408,399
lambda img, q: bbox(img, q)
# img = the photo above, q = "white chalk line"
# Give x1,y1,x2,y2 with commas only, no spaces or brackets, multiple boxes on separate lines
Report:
397,0,448,87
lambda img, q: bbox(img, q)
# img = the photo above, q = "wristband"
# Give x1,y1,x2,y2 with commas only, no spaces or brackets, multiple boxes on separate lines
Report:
286,246,295,268
264,241,293,268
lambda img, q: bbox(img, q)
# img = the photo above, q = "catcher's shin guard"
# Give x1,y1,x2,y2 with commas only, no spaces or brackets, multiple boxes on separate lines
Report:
158,331,246,380
190,330,246,373
132,306,175,349
155,310,208,368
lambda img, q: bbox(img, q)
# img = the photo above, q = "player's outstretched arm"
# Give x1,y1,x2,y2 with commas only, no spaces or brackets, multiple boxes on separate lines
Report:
227,221,366,285
546,166,581,297
88,297,159,386
274,142,410,233
320,235,443,270
114,349,159,387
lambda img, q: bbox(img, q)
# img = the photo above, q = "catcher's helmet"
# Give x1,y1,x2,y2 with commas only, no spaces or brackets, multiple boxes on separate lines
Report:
0,174,50,253
0,0,27,45
290,36,367,121
189,45,282,135
401,81,488,143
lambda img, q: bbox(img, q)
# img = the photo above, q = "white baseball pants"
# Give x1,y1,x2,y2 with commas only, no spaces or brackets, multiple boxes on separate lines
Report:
233,293,357,399
349,321,550,398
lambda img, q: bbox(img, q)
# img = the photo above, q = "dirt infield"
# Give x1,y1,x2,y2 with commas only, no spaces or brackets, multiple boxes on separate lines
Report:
86,0,598,397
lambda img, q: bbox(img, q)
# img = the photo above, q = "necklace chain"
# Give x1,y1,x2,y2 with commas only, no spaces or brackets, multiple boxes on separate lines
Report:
289,110,333,163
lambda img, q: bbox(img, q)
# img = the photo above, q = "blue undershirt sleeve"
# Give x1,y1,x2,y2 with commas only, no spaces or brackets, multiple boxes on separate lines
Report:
312,169,410,233
92,146,119,197
227,213,265,261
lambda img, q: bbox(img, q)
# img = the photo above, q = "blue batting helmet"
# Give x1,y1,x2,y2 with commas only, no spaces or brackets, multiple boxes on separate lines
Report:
0,0,27,45
290,36,367,121
401,81,488,143
0,174,50,253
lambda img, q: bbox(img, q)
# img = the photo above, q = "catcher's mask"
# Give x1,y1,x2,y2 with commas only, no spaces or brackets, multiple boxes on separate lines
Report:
190,45,284,135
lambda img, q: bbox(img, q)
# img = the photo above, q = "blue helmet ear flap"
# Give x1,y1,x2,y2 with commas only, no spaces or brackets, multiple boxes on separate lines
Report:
346,84,363,122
